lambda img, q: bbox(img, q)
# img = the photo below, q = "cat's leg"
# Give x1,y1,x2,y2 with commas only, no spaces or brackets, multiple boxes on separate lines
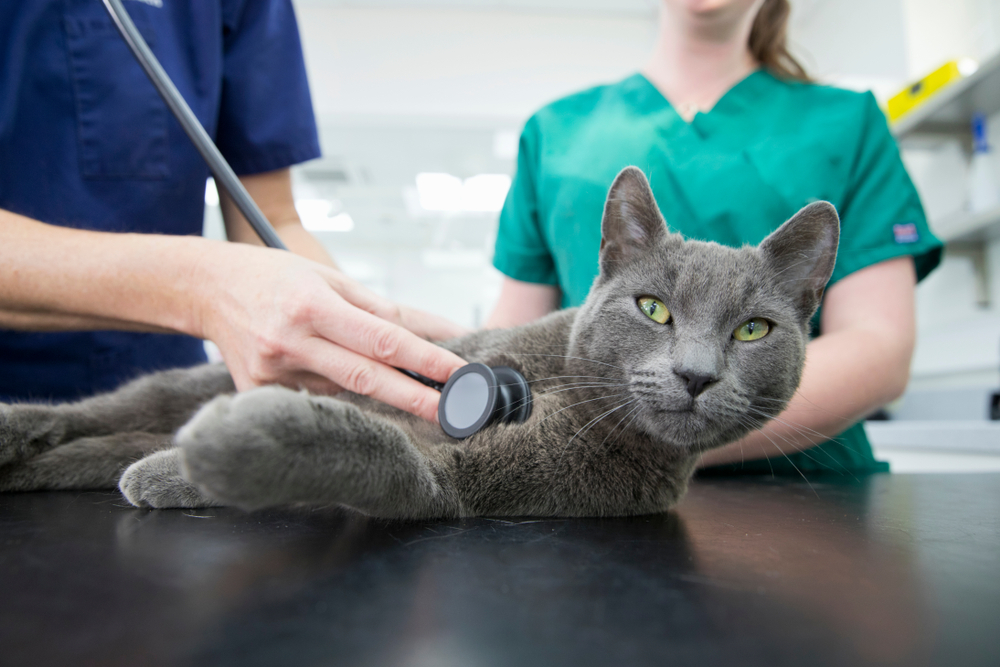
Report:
0,364,233,467
119,448,222,509
175,386,461,518
0,432,173,491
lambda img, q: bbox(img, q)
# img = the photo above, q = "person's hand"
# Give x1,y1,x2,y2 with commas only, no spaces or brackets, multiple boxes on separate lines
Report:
194,242,469,421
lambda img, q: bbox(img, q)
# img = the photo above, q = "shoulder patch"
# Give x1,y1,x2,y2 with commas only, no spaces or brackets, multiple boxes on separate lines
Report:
893,222,919,244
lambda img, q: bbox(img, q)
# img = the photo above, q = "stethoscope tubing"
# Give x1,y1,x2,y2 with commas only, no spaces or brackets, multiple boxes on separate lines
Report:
103,0,532,437
102,0,435,385
102,0,288,251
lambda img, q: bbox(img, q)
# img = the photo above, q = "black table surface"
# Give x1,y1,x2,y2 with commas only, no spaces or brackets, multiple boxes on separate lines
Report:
1,473,998,667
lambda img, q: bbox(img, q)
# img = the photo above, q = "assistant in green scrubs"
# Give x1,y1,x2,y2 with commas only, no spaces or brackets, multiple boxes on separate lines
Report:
493,70,942,476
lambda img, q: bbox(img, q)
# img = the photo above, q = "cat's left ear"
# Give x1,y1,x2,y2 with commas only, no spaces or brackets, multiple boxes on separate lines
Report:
599,167,670,276
758,201,840,320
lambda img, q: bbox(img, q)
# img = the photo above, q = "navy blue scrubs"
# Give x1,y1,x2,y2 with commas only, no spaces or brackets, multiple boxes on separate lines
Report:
0,0,321,403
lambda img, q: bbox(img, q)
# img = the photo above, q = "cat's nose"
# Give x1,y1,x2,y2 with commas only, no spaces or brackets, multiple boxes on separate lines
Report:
676,371,717,397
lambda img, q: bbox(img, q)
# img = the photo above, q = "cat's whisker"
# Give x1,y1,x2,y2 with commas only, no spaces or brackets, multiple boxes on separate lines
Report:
732,414,776,477
735,412,858,489
750,393,862,426
744,407,851,449
524,374,619,385
733,414,818,496
738,412,842,471
566,399,636,450
742,409,862,478
512,381,632,408
535,392,632,429
504,353,628,372
557,398,636,473
595,403,643,459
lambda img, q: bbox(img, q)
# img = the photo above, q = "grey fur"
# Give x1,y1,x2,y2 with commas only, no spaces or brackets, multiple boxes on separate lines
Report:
0,168,839,518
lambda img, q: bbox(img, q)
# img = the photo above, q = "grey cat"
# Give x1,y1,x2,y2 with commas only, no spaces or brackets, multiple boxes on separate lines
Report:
0,168,838,518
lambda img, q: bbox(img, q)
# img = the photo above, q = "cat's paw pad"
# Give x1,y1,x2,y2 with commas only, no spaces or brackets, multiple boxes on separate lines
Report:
119,449,220,509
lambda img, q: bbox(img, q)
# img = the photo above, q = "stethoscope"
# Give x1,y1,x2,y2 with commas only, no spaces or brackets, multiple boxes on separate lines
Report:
101,0,532,439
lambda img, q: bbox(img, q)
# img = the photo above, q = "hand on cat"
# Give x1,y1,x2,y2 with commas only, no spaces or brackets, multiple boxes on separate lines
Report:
194,242,468,422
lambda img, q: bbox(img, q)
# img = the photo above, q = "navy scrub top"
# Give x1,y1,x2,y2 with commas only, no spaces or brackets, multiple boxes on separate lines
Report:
0,0,321,403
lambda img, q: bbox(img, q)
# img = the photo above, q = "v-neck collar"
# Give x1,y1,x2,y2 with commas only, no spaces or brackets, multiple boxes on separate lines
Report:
625,69,773,138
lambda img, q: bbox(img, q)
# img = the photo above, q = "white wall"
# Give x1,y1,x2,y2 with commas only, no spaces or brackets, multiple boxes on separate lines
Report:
295,0,657,121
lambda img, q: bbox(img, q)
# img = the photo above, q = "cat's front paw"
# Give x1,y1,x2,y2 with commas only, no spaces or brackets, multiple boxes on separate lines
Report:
175,387,320,510
119,449,221,509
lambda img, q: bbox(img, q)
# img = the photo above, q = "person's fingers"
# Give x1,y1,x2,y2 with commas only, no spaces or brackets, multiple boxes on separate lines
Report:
297,337,443,421
397,305,471,341
311,295,466,384
324,268,469,340
327,271,405,324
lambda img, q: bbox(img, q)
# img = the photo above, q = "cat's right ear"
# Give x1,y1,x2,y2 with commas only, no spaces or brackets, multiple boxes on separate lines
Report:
599,167,669,276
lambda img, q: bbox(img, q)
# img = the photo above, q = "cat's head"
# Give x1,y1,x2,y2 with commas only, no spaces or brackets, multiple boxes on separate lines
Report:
569,167,839,451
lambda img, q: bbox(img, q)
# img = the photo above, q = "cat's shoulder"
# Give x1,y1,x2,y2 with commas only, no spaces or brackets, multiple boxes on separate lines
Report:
441,308,578,359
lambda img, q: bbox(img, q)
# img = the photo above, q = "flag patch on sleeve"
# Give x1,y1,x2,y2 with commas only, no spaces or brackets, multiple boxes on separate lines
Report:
893,222,919,244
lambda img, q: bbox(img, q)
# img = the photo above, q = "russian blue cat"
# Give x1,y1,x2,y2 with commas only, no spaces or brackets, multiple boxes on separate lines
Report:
0,167,839,518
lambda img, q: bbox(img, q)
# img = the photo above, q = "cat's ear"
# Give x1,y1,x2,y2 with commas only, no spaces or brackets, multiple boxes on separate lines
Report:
599,167,669,275
758,201,840,320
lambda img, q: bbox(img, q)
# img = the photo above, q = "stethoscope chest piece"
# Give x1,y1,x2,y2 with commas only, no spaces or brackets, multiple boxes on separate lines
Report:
438,363,532,439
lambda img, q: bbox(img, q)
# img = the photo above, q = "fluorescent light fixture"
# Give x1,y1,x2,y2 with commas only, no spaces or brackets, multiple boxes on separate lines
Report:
304,212,354,233
416,173,464,212
295,198,354,232
205,178,220,207
414,173,511,213
462,174,511,212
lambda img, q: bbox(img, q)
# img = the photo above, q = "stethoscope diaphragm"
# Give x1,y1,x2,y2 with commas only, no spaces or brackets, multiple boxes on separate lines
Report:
438,363,532,439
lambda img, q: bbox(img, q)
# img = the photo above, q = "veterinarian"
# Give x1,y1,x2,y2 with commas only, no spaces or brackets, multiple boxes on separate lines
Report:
0,0,465,419
487,0,942,475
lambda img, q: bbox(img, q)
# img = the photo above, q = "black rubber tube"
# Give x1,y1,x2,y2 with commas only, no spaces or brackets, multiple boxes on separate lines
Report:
102,0,288,251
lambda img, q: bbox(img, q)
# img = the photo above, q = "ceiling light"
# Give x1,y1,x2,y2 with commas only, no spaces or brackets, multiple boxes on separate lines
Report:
414,173,511,213
416,173,464,212
295,199,353,232
461,174,511,212
958,58,979,77
204,178,220,207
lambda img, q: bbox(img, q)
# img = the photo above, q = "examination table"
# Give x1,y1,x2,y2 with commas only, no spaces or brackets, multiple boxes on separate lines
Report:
1,473,997,667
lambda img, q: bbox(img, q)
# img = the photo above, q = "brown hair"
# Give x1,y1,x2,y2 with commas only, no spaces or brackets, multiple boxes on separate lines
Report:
748,0,810,81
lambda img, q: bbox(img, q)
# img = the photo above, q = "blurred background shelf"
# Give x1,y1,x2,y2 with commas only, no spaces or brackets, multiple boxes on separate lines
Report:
893,50,1000,141
931,204,1000,242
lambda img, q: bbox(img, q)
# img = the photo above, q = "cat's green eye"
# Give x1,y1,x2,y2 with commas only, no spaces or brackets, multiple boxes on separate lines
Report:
637,296,670,324
734,318,770,342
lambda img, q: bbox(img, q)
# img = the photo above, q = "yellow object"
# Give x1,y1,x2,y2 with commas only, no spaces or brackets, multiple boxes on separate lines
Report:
887,60,971,123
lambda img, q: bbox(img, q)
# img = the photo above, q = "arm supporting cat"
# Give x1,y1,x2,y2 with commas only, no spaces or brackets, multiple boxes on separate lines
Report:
0,168,466,420
696,255,916,468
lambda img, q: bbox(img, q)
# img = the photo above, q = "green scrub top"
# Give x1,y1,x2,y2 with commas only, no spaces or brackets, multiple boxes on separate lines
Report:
493,70,942,477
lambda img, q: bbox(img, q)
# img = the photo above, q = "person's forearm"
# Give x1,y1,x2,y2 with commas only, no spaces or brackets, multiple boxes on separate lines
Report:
697,328,911,468
485,278,561,328
0,208,213,335
219,167,338,268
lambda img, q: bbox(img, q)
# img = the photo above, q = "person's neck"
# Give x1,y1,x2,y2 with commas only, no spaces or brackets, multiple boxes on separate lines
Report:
642,6,760,119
